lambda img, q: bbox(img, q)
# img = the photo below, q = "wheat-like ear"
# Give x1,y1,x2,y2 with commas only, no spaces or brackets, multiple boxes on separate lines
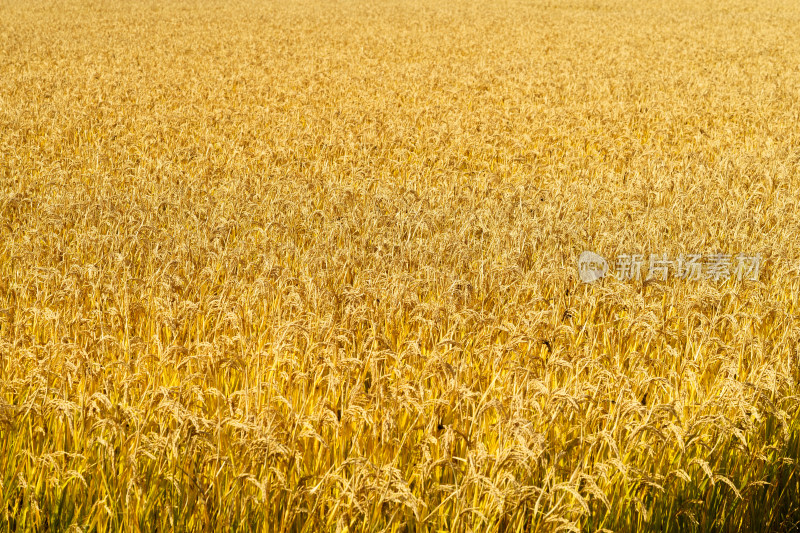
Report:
1,0,800,531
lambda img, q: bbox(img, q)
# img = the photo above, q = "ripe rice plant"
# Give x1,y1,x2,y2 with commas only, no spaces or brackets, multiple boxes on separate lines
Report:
1,0,800,531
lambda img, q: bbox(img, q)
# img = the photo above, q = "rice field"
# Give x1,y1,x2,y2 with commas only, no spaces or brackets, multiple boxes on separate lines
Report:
1,0,800,531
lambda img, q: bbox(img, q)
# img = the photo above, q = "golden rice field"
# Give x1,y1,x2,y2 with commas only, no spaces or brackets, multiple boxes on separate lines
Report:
2,0,800,531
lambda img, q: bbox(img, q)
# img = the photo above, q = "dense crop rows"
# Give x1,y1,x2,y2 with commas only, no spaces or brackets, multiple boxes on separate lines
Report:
1,0,800,531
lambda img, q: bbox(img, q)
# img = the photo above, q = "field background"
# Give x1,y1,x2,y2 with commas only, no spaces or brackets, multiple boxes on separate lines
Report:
2,0,800,531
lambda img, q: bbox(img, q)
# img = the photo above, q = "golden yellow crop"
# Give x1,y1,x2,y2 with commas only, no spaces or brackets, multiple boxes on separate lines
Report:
1,0,799,531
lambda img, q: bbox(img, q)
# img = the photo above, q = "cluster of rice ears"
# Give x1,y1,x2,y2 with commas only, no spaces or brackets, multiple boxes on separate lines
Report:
1,0,800,531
